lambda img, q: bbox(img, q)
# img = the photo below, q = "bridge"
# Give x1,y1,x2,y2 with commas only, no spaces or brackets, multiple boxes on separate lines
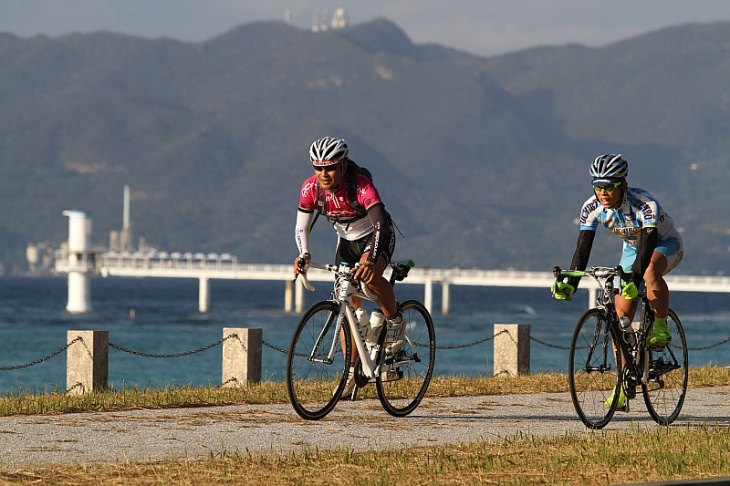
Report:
54,248,730,314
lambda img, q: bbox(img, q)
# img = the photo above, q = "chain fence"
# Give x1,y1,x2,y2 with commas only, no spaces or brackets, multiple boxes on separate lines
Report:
0,331,728,376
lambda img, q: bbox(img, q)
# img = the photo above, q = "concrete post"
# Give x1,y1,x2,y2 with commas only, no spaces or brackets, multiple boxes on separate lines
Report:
493,324,530,377
66,330,108,394
222,328,262,386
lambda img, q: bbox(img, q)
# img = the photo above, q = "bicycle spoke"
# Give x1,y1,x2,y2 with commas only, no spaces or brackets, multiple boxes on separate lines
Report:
287,301,350,420
376,300,435,417
569,309,621,429
643,309,688,425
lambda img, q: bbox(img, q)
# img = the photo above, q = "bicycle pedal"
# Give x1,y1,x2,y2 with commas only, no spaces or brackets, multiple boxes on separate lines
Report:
341,386,358,401
380,368,403,382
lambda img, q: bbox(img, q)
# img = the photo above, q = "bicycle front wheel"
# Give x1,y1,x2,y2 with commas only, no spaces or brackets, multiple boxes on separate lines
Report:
643,309,688,425
286,300,351,420
569,308,622,429
376,300,435,417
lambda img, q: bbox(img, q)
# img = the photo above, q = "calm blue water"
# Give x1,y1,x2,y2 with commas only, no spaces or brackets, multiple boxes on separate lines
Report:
1,276,729,394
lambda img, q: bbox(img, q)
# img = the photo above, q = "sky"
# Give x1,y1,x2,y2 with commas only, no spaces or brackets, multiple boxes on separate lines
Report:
2,1,730,57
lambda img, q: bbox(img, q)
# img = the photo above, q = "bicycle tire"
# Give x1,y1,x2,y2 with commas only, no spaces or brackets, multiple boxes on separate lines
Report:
568,308,622,429
286,300,351,420
376,300,435,417
642,309,688,425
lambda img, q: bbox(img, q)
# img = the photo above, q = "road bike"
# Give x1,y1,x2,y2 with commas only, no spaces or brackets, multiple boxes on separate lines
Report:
553,265,688,429
286,259,436,420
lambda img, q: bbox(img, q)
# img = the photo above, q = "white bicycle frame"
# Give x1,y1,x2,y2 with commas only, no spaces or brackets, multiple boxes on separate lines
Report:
299,262,385,380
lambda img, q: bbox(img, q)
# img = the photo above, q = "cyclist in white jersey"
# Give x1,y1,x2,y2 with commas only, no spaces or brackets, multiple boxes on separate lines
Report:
293,136,403,398
553,154,684,406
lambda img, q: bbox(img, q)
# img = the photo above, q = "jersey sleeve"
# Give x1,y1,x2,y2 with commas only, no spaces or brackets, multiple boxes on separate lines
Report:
298,176,318,212
354,173,383,210
578,196,602,231
635,196,659,228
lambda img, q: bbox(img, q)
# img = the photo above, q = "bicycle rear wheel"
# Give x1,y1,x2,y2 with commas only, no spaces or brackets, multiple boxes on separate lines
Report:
376,300,435,417
286,300,351,420
569,308,622,429
643,309,688,425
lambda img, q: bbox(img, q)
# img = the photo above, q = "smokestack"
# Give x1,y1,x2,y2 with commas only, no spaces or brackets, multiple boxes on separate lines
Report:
123,185,130,230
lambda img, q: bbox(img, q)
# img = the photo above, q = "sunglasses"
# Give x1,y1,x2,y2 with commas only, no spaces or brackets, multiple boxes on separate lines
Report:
313,161,341,171
313,165,340,172
593,181,622,193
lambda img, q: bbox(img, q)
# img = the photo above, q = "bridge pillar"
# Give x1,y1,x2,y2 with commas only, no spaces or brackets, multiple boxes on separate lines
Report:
199,277,210,313
441,281,450,315
295,278,305,313
284,279,293,312
493,324,530,376
423,278,433,315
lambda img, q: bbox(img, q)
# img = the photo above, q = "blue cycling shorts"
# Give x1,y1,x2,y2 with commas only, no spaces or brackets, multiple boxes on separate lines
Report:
619,236,684,275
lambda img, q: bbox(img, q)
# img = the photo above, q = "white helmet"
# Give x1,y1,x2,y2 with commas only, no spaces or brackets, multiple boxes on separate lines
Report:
590,154,629,184
309,137,349,166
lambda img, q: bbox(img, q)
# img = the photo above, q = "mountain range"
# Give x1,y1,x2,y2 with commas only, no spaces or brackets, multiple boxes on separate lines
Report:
1,18,728,275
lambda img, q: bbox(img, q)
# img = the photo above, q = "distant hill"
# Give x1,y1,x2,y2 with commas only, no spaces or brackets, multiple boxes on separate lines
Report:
1,19,728,275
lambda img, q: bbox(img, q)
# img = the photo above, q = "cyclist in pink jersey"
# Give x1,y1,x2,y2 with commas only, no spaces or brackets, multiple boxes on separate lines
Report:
294,136,403,398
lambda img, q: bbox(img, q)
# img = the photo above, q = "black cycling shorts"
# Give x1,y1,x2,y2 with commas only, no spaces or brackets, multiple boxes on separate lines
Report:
335,230,395,266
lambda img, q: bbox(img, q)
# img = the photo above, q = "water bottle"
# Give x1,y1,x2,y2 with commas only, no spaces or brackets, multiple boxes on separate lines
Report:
365,309,385,347
619,316,636,347
355,307,369,339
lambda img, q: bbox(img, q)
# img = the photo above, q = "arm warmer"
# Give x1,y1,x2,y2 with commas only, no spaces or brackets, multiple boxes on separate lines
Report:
366,203,391,263
567,230,596,289
295,209,314,256
630,227,658,284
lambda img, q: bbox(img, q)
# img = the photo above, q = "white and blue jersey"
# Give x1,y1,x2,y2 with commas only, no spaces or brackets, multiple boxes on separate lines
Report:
578,187,683,269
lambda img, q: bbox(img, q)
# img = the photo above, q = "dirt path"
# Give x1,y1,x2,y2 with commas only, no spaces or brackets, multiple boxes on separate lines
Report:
0,387,728,466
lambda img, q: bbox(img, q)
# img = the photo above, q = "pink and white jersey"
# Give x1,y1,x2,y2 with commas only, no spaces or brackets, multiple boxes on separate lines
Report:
299,173,383,240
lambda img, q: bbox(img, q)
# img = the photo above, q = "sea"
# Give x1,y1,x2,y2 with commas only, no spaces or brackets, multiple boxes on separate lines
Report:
1,275,729,395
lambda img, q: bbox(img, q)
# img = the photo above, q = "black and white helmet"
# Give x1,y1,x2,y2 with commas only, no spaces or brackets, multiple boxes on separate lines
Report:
309,137,349,166
590,154,629,181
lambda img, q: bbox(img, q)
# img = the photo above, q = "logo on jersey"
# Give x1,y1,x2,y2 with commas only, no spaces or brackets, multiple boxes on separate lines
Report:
580,199,601,225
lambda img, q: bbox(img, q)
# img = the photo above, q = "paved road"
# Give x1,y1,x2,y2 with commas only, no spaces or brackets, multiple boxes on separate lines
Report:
0,387,728,466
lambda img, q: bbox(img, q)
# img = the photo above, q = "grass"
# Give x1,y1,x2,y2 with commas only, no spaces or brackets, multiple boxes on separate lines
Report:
0,366,729,484
2,366,729,417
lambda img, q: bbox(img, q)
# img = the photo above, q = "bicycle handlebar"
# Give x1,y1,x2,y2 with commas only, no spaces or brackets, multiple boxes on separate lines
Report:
296,259,415,293
553,265,629,282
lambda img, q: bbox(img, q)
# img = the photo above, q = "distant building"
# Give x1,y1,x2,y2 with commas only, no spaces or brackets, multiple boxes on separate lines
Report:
331,8,348,29
311,7,348,32
26,242,56,273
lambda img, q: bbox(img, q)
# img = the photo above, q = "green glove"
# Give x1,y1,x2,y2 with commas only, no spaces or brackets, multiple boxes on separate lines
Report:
551,282,575,301
621,281,638,300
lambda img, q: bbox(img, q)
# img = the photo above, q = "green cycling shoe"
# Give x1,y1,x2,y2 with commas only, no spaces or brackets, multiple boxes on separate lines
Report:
648,318,671,348
604,386,626,410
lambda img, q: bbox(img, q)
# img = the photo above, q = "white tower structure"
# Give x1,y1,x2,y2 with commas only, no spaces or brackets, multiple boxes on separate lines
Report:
62,210,95,313
120,184,133,251
331,8,347,29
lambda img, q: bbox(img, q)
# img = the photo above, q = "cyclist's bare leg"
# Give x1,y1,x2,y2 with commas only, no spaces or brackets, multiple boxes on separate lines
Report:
343,257,397,365
615,294,639,367
354,254,398,317
643,252,669,319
